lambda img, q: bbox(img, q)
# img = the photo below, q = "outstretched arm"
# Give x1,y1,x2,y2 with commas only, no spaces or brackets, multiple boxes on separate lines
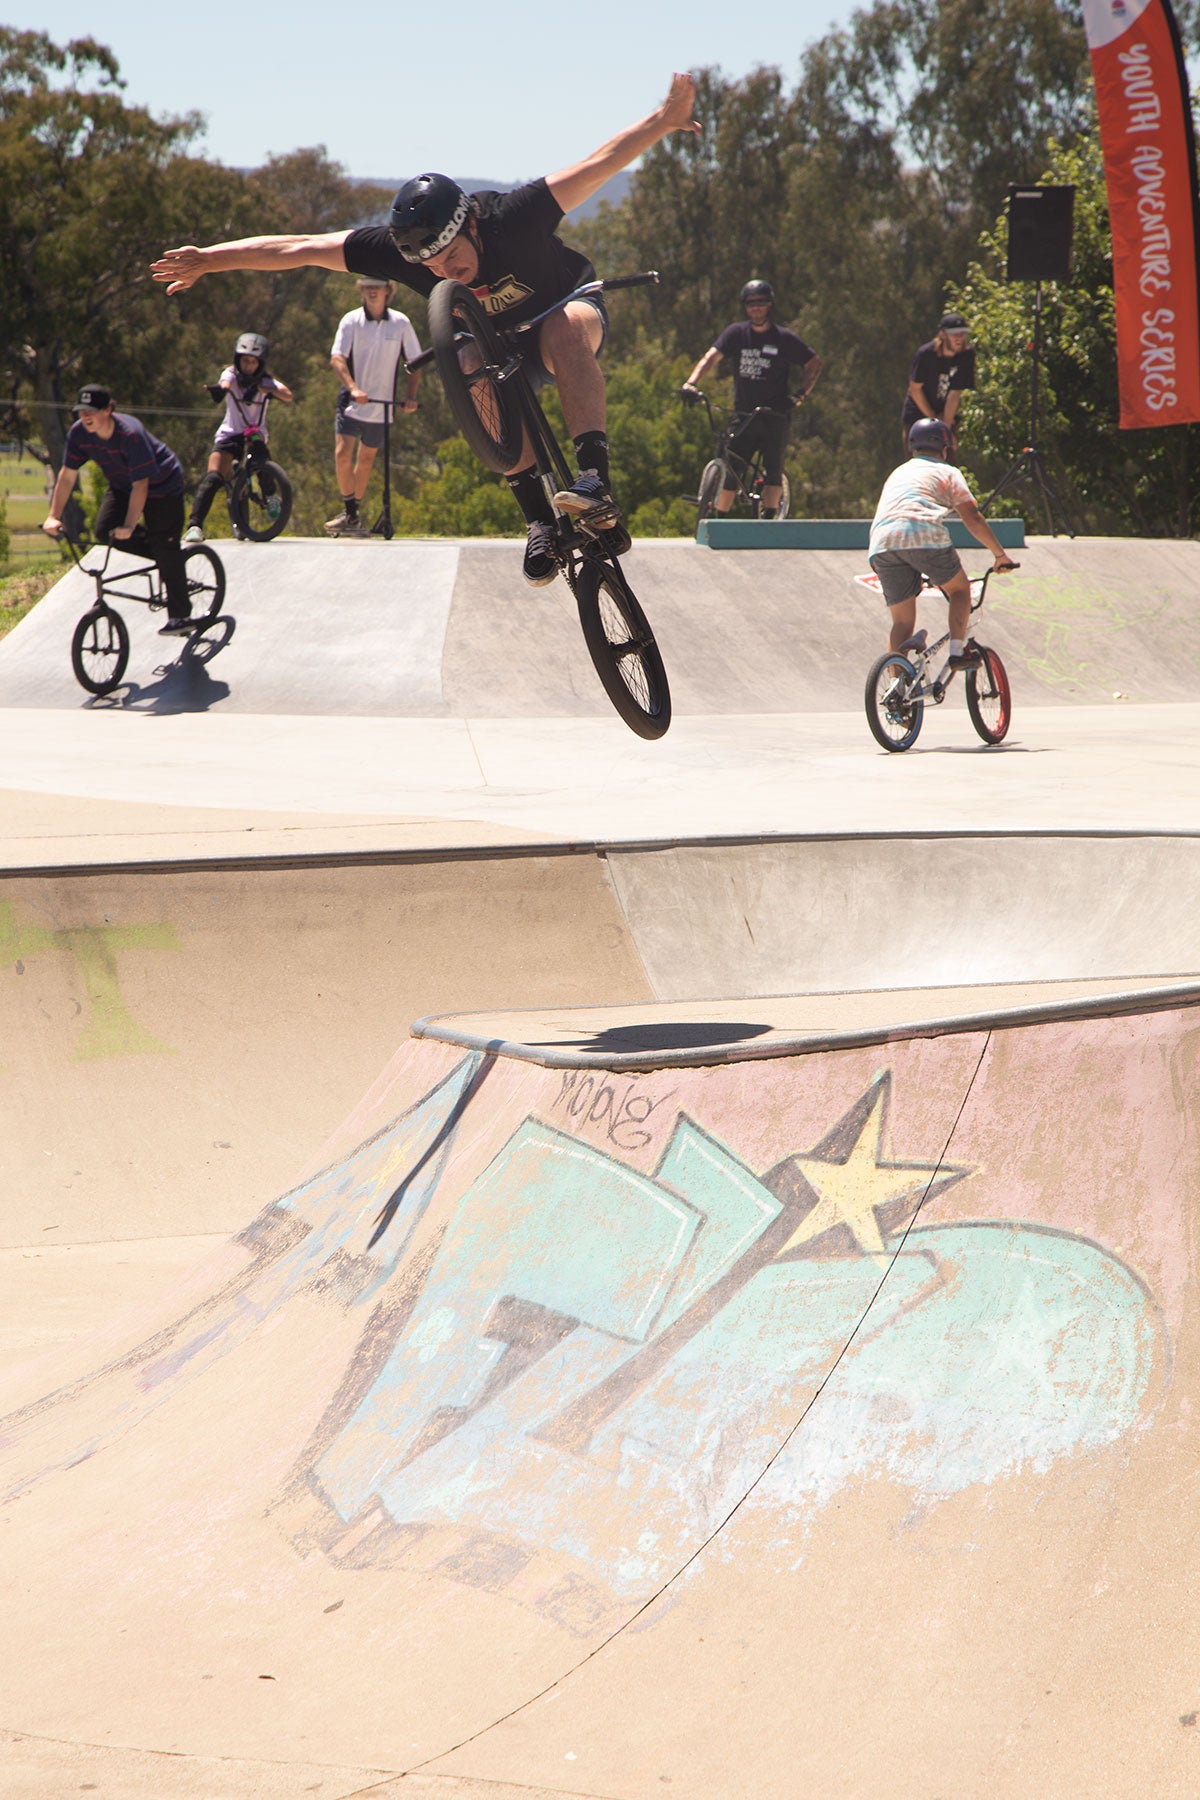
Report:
151,230,352,295
548,73,700,215
682,346,722,392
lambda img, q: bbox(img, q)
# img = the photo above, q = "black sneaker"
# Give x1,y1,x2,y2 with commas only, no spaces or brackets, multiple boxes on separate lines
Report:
552,470,618,525
523,520,558,586
159,614,194,637
948,642,982,670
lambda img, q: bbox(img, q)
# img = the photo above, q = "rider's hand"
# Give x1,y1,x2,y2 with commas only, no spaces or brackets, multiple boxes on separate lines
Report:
993,555,1020,572
400,398,419,413
150,246,209,294
112,525,134,541
659,72,701,137
205,384,224,403
679,385,701,406
41,516,63,538
351,386,369,405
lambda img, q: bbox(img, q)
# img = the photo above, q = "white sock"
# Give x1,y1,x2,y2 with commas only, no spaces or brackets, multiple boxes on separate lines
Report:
949,638,965,658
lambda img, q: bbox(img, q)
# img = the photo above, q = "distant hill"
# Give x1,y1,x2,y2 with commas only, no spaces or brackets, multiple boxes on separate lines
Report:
353,171,633,220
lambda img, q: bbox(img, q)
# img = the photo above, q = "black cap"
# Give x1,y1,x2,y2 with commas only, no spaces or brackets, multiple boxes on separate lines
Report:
75,384,112,411
938,312,968,333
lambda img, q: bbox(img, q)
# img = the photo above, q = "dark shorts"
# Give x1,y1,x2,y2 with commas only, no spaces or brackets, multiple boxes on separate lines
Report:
869,545,964,606
725,409,789,486
523,292,609,393
213,432,248,457
334,397,385,450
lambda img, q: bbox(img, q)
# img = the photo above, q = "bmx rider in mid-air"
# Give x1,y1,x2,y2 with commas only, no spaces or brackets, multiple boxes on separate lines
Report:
151,75,701,587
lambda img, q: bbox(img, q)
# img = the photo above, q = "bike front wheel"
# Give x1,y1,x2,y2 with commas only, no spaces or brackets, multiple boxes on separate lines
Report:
429,280,523,473
229,461,292,541
183,544,226,623
575,556,671,740
966,645,1012,744
696,459,727,529
71,605,129,696
865,651,923,751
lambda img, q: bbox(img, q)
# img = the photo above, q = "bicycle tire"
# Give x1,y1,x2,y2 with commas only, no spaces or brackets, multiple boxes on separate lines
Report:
865,651,923,751
575,556,671,740
429,280,523,472
696,458,727,528
183,544,226,623
966,645,1011,744
750,471,791,521
71,605,129,696
229,461,292,541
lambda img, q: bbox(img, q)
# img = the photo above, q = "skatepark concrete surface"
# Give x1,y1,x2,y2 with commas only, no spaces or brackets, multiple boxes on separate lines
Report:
2,534,1200,1797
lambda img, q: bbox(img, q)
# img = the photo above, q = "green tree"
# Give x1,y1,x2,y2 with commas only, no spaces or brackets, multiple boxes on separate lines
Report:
0,29,260,466
954,133,1200,536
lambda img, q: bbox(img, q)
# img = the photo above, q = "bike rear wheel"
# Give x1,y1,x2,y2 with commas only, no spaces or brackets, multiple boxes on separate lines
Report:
229,461,292,541
865,651,923,751
71,605,129,696
575,556,671,740
430,280,523,473
183,544,226,623
750,471,790,520
696,458,727,529
966,645,1012,743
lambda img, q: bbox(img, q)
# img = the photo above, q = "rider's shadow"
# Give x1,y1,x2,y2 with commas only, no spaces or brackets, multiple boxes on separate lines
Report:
92,616,238,714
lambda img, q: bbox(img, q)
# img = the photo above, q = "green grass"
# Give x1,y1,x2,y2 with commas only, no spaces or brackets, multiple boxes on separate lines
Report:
7,495,44,526
0,555,61,639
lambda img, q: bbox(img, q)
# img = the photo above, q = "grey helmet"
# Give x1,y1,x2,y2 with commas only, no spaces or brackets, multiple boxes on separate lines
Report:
234,332,269,362
908,417,953,455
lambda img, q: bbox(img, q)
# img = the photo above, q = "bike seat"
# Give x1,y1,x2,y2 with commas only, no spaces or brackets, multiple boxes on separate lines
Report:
897,629,928,654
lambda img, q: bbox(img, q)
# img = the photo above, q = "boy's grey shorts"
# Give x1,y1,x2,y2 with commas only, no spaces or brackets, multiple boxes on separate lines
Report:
335,400,386,450
869,545,963,606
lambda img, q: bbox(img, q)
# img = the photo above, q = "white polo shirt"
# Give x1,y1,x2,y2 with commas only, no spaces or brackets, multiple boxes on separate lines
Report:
330,306,422,424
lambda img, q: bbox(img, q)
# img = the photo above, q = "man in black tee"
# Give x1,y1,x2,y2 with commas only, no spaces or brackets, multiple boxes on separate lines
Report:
153,75,700,585
682,281,822,517
900,311,976,454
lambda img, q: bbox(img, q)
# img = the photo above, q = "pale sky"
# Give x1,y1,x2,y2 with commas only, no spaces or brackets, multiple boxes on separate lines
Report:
26,0,863,182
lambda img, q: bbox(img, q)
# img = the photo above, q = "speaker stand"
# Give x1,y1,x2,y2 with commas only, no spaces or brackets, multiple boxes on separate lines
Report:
981,281,1076,538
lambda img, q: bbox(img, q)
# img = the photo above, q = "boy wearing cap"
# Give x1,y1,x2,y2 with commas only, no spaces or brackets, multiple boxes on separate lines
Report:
900,314,976,454
43,388,193,632
326,277,423,536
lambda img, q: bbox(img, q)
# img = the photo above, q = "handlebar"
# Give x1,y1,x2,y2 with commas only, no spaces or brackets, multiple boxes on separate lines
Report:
406,270,660,372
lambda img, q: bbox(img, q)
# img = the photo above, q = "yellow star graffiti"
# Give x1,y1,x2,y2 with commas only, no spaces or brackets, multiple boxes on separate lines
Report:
775,1082,948,1268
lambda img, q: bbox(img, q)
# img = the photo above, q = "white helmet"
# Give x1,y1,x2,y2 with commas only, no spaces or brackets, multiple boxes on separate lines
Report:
234,332,269,361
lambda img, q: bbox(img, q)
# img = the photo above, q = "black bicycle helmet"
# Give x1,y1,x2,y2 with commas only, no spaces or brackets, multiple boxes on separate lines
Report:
235,332,269,362
741,279,774,304
388,174,472,262
908,417,954,455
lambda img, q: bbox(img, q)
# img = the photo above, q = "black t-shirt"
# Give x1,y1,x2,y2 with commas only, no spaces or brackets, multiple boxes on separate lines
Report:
901,339,976,425
712,320,816,413
344,179,593,328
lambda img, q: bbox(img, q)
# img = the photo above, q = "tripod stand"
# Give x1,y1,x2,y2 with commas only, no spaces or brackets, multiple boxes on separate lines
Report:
981,281,1075,537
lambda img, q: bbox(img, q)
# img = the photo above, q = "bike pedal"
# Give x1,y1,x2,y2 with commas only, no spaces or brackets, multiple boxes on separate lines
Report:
576,503,620,532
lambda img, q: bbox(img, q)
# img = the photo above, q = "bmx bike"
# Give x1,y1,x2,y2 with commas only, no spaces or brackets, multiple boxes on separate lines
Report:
862,569,1012,752
56,531,226,696
682,391,796,526
202,387,293,541
422,273,671,740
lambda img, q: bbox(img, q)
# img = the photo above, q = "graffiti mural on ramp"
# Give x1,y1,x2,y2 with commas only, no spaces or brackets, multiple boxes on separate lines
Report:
282,1050,1167,1611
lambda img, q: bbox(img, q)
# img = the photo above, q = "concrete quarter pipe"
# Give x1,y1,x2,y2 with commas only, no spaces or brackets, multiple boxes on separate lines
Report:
0,992,1197,1797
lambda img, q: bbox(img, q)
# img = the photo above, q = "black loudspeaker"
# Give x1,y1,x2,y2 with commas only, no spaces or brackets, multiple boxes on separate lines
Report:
1006,185,1075,282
